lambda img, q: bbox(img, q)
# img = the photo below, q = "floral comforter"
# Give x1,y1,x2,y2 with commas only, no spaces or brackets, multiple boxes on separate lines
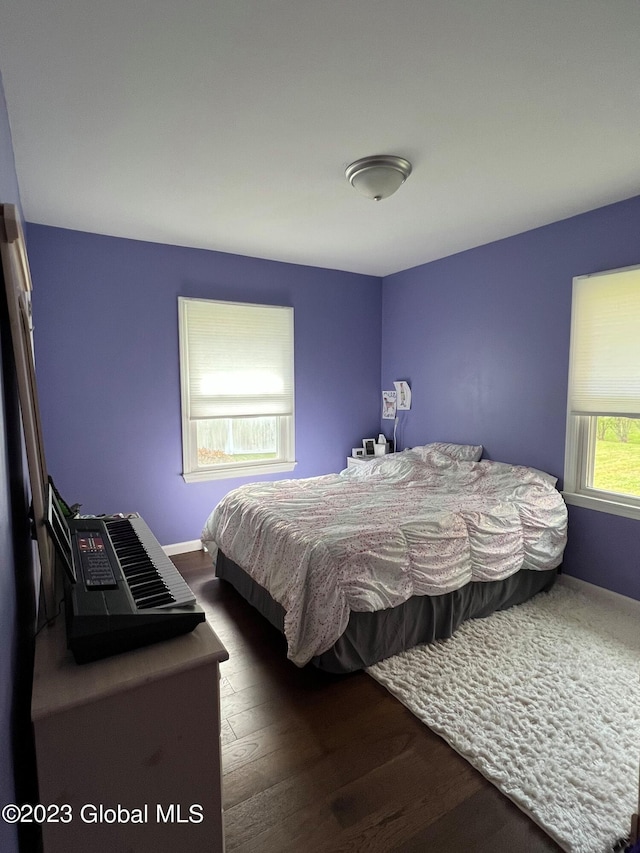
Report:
201,447,567,666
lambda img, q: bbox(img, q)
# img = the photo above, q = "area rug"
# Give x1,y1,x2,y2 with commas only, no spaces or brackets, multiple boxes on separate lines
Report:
367,579,640,853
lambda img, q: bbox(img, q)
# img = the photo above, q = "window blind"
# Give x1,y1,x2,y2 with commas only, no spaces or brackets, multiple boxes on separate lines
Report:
568,267,640,416
180,298,294,419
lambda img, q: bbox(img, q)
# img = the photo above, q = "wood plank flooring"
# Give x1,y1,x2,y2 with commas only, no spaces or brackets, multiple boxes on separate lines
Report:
172,549,562,853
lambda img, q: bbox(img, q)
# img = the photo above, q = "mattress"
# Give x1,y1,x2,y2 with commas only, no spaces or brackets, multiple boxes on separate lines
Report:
202,445,567,666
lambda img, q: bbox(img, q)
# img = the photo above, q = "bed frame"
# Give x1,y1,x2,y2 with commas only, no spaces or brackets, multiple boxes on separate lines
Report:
215,550,558,673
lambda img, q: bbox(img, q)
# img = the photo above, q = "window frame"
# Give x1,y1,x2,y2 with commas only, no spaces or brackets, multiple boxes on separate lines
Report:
563,265,640,521
178,297,296,483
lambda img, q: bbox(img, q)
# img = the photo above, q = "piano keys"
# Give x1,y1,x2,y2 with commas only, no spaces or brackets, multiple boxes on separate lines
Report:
65,514,205,664
105,516,198,609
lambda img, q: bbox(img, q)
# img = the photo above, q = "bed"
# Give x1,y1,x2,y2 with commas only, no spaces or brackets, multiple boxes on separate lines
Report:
201,443,568,673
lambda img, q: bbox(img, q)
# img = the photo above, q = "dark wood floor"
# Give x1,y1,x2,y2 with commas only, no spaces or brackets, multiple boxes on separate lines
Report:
172,549,563,853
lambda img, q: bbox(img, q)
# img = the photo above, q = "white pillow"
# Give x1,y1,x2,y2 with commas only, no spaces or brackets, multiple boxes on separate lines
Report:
411,442,483,462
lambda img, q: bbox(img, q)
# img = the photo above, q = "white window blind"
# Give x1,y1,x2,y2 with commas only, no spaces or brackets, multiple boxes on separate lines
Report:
568,267,640,416
180,298,294,420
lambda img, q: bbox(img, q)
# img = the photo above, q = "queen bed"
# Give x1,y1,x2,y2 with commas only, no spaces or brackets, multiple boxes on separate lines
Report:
201,443,568,673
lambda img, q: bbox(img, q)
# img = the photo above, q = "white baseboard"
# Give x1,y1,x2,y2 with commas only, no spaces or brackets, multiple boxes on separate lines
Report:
162,539,203,557
558,573,640,619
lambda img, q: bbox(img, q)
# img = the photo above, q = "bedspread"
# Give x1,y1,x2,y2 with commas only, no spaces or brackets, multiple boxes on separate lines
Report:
201,448,567,666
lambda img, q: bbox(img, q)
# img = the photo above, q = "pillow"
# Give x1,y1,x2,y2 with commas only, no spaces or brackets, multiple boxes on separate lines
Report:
411,442,483,462
341,451,423,482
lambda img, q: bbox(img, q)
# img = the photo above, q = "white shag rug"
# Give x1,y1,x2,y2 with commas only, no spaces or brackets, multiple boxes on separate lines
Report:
367,579,640,853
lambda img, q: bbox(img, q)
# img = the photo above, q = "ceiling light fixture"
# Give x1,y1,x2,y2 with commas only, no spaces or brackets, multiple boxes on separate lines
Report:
345,154,412,201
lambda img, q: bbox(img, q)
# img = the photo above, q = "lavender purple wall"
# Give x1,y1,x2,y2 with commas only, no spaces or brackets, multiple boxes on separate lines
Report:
0,66,23,853
382,195,640,601
27,225,382,546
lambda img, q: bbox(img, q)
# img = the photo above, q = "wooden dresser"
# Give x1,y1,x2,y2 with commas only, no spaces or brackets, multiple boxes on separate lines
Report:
31,616,228,853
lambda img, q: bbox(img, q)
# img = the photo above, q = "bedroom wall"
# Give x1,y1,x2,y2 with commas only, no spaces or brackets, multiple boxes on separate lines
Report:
381,194,640,601
27,224,382,547
0,65,25,853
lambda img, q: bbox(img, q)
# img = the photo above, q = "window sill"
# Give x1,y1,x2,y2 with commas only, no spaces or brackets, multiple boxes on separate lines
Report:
183,460,297,483
562,491,640,521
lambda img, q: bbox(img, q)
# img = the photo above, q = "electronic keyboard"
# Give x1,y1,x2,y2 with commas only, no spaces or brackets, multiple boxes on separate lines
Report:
65,514,205,663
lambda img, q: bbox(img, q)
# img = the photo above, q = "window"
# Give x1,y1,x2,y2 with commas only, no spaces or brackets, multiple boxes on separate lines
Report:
563,265,640,519
178,297,295,482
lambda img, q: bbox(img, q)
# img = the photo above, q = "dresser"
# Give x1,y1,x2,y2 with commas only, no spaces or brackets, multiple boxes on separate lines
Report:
31,617,228,853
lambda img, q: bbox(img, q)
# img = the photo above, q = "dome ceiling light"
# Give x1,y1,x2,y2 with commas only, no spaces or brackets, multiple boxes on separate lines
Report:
345,155,412,201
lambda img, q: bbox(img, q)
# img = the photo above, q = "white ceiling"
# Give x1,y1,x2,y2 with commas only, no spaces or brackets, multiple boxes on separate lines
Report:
1,0,639,277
